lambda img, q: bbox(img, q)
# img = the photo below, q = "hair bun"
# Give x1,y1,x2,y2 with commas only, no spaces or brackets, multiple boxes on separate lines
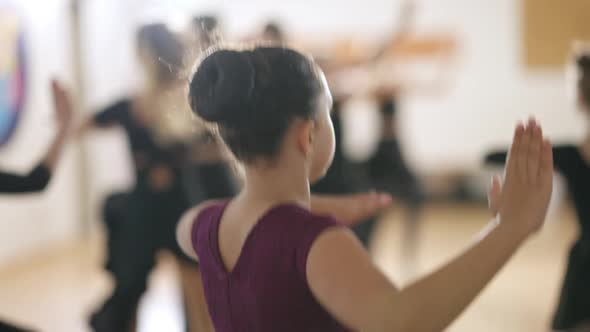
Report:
189,49,256,125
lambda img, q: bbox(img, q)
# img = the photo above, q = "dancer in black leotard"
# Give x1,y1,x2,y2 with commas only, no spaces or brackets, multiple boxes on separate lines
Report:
80,23,218,332
485,52,590,332
0,81,72,332
369,94,424,273
363,1,428,275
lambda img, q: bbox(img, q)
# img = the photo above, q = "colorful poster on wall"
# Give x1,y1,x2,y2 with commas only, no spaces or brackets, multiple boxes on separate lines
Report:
0,3,26,147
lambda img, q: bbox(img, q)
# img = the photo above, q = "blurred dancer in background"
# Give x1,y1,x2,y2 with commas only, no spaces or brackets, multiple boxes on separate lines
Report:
76,23,213,332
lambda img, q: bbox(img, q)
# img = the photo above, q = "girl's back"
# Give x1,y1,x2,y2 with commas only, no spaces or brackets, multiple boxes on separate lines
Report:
192,202,350,332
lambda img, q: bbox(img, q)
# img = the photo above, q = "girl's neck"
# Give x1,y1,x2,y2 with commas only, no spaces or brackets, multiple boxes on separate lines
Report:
241,161,311,210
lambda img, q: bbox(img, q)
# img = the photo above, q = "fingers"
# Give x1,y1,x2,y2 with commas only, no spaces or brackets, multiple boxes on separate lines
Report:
377,193,393,208
51,81,60,107
51,81,72,118
487,175,502,216
506,118,552,187
51,79,58,93
51,79,65,100
505,123,524,179
518,119,534,180
528,120,542,183
51,80,63,105
364,191,392,209
488,175,502,199
539,139,553,184
357,191,393,221
506,118,549,186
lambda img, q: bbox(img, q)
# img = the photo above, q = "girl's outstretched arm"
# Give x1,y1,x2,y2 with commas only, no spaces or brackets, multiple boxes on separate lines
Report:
307,119,553,331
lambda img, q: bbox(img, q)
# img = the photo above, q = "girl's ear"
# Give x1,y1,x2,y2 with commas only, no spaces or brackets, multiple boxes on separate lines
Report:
296,119,315,157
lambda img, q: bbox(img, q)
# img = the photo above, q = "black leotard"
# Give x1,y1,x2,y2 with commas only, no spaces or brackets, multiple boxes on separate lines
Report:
90,99,236,332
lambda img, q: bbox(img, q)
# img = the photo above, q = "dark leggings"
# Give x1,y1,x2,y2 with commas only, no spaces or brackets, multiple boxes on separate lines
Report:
90,188,189,332
91,163,237,332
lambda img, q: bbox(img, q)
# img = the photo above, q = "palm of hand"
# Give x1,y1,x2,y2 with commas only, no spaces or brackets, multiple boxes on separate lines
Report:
494,119,553,235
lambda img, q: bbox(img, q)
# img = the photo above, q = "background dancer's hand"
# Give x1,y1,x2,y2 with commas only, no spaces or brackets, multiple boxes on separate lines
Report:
310,192,393,225
51,80,73,132
496,119,553,236
41,80,75,171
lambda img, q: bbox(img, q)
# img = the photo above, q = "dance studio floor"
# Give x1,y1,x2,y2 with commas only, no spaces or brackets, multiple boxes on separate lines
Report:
0,202,577,332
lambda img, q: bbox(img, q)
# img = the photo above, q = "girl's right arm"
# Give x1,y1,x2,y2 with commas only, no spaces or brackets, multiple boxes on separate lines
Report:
307,119,553,332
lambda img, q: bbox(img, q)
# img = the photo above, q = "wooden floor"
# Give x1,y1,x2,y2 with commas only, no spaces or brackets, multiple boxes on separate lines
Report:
0,202,578,332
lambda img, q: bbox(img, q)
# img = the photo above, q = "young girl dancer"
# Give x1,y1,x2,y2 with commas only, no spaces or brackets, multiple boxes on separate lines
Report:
486,51,590,332
177,45,553,331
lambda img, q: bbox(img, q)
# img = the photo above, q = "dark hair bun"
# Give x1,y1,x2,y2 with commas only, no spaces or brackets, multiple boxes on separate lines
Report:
187,45,322,162
189,50,256,125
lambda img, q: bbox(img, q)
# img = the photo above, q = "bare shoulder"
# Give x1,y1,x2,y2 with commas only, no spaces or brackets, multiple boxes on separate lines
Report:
176,199,225,261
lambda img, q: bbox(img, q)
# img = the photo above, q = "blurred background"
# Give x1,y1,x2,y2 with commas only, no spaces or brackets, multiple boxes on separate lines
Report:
0,0,588,331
